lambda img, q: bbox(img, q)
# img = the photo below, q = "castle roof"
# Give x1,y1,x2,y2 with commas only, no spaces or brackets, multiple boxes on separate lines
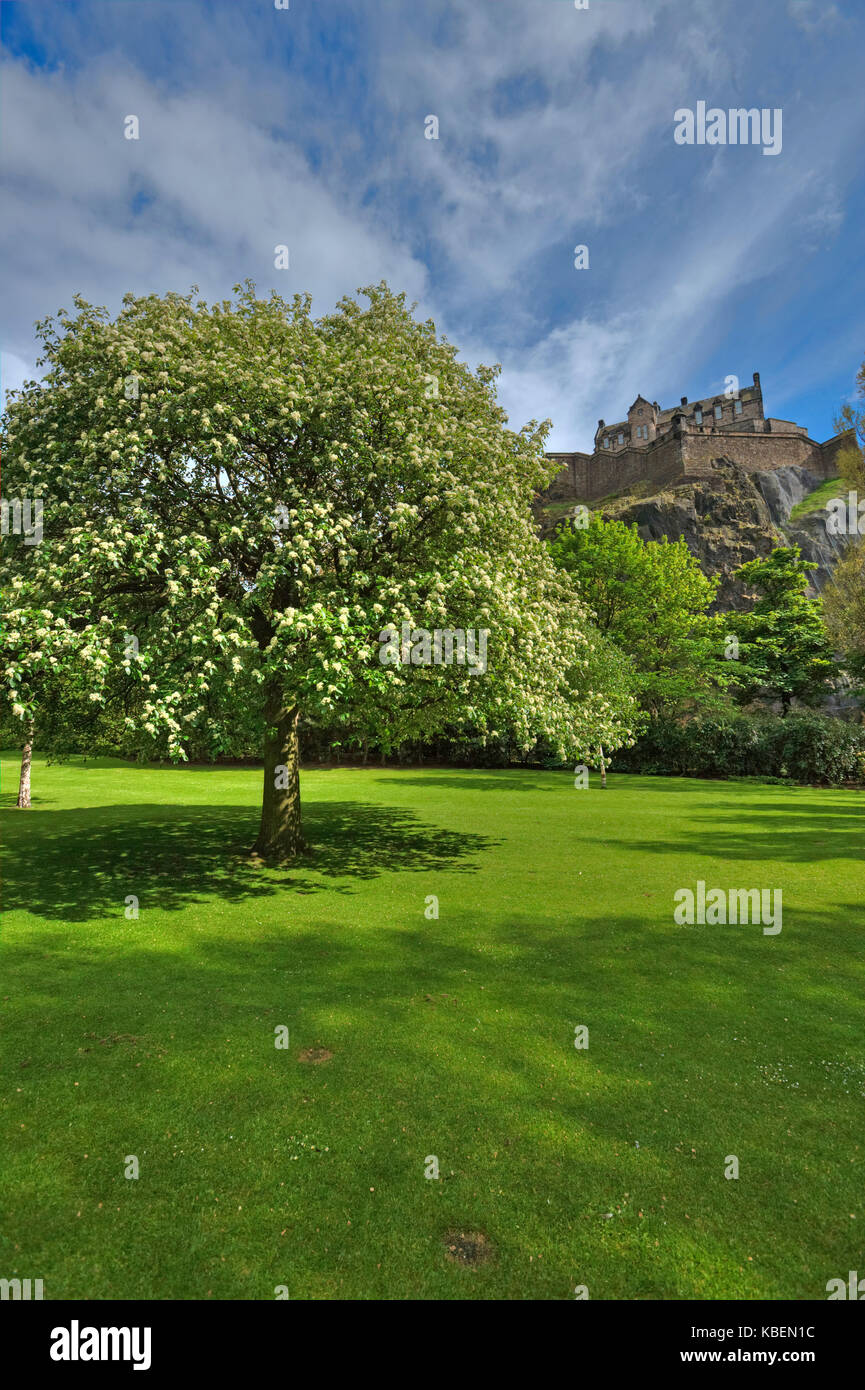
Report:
596,378,763,437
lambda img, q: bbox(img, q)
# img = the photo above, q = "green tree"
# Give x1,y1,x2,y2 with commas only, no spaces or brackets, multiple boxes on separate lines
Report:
727,547,836,715
548,512,722,715
833,354,865,496
2,283,637,858
823,544,865,688
822,361,865,688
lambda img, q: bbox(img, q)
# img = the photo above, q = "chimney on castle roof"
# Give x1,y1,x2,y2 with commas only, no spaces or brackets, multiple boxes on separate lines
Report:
753,372,761,388
680,396,688,406
598,419,605,429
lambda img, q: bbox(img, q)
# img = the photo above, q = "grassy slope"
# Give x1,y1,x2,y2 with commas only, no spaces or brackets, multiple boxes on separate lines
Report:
788,476,842,523
1,755,863,1301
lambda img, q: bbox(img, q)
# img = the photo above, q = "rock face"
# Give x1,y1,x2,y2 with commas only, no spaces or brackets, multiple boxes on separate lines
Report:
540,457,851,612
753,465,852,593
753,463,819,522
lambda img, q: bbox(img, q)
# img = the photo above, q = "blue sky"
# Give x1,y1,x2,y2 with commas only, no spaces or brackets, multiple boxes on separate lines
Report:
1,0,863,450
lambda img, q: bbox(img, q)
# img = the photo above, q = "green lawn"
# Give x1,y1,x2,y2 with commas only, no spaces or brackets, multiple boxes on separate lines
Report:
1,755,863,1300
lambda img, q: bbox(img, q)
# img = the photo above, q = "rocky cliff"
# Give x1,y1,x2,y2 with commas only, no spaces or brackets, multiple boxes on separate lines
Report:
539,458,851,611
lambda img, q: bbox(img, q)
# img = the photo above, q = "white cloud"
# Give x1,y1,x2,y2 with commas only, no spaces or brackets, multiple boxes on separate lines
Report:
1,0,862,448
788,0,842,34
0,57,428,374
1,352,35,403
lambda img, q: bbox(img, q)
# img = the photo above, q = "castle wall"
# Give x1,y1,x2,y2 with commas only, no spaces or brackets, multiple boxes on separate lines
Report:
545,452,593,501
644,433,689,490
820,431,856,475
595,445,656,498
544,376,853,505
546,430,850,506
678,430,830,481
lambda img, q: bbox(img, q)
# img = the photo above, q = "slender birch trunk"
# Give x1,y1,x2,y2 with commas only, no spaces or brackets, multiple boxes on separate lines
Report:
17,722,35,809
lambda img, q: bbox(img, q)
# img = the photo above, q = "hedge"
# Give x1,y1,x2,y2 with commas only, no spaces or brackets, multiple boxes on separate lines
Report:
614,711,865,785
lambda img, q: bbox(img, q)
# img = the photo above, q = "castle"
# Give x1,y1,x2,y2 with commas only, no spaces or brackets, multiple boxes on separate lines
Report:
544,373,850,505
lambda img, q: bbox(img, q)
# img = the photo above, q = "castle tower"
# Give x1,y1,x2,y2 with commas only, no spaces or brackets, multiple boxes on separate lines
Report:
627,395,658,445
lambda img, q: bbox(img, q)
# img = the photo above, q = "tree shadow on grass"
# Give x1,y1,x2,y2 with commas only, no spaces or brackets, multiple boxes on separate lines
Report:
1,800,496,921
371,771,561,792
0,791,60,809
601,801,864,865
5,898,863,1299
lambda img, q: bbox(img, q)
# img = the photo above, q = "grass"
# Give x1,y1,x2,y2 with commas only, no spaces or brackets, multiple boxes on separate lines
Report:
537,480,656,528
534,498,582,525
1,754,863,1300
788,476,842,523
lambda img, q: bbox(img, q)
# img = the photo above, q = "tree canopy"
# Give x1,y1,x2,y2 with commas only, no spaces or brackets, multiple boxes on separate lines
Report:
822,363,865,686
2,282,638,852
727,547,836,715
548,512,722,715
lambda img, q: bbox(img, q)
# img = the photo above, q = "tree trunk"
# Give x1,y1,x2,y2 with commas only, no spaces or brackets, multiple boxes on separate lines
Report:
17,723,35,809
598,744,607,789
253,693,305,860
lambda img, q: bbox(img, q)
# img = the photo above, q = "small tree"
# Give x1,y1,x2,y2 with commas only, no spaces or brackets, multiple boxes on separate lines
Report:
0,603,114,806
823,363,865,692
727,547,836,715
824,544,865,690
2,283,637,858
548,513,722,715
833,355,865,497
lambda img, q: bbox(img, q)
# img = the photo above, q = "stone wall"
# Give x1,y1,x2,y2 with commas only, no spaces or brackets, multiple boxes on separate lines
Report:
544,452,593,501
679,429,828,480
545,425,852,505
820,431,856,475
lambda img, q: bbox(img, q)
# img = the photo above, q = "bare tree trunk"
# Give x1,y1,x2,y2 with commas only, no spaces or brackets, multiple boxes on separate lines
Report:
17,723,35,809
253,689,305,860
598,744,607,789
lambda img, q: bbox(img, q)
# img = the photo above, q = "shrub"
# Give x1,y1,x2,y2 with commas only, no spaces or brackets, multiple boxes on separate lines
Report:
617,711,865,785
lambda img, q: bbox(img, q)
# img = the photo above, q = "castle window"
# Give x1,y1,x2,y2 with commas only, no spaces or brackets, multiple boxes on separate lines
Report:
694,409,702,424
617,432,624,445
603,437,610,448
714,404,723,420
734,398,743,415
635,424,648,440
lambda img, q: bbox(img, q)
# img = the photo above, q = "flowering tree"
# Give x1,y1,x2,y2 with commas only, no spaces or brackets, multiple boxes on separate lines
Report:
2,283,636,858
0,609,112,806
